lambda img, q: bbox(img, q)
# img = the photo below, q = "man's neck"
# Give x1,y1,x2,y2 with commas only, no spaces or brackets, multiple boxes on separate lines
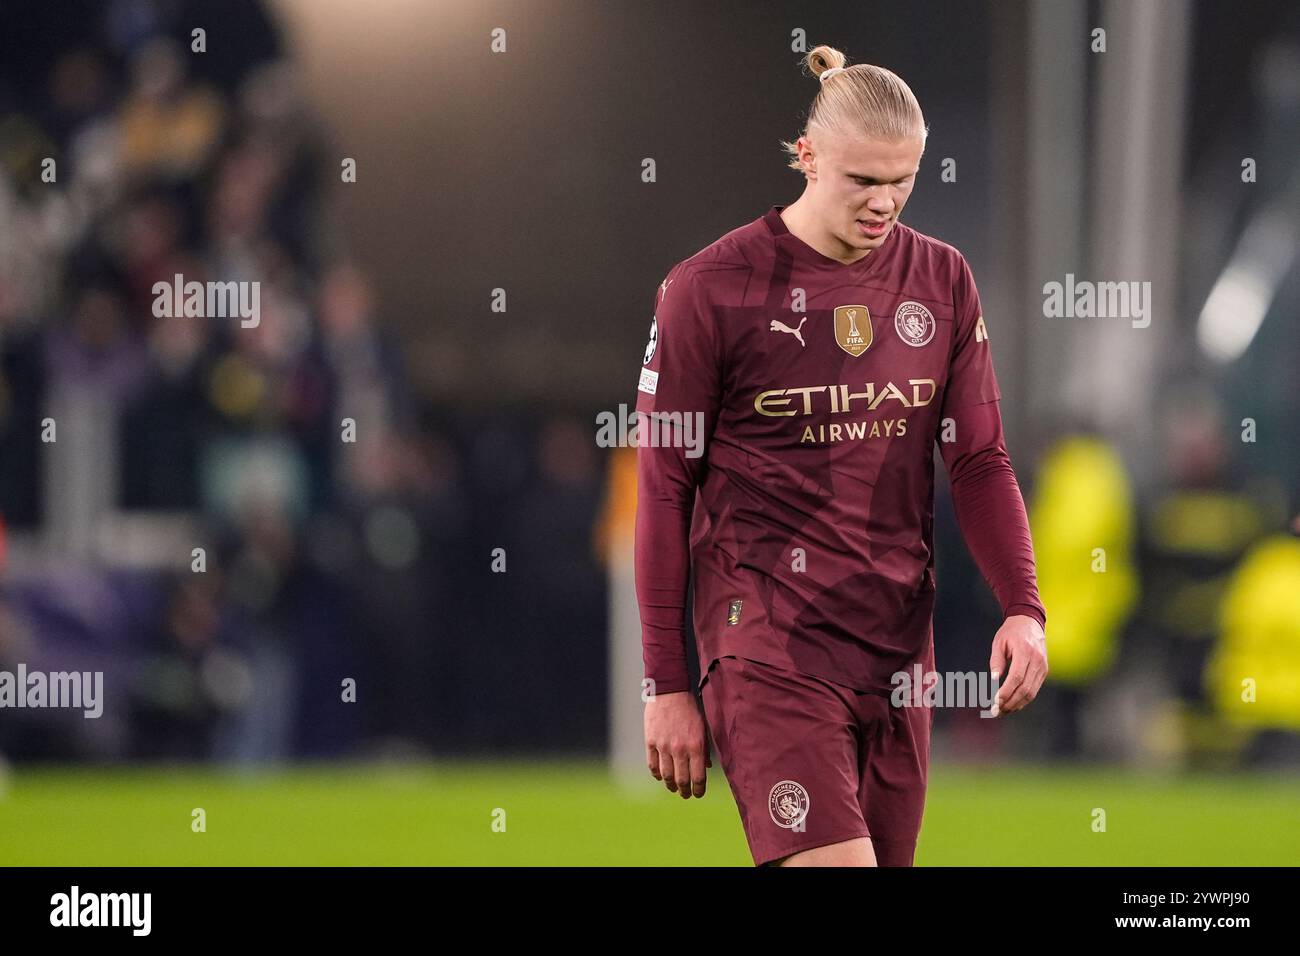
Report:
779,196,871,265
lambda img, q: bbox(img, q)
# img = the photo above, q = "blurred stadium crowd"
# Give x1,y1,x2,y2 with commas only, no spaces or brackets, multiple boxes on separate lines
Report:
0,1,607,763
0,0,1297,770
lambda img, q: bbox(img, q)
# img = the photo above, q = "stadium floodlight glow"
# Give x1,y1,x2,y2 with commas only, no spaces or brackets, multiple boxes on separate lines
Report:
1196,209,1296,363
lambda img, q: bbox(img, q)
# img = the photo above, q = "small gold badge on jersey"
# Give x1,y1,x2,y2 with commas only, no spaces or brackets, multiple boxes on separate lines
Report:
834,305,872,357
726,599,743,626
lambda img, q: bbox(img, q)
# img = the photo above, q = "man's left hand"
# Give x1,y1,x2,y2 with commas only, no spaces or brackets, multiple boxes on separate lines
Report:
989,615,1048,716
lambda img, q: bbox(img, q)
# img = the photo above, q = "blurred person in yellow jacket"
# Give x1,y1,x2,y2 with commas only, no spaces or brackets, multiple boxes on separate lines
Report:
1028,433,1138,755
1136,395,1286,765
1206,532,1300,765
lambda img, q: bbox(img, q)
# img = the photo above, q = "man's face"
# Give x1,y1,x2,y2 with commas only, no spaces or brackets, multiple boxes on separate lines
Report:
799,128,924,262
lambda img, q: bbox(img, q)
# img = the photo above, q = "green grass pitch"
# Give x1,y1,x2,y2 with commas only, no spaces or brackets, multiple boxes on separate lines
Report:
1,762,1296,866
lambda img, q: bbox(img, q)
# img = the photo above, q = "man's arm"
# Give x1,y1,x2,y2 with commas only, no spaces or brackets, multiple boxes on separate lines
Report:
937,255,1048,715
634,455,699,695
634,266,723,693
633,266,723,796
939,401,1045,629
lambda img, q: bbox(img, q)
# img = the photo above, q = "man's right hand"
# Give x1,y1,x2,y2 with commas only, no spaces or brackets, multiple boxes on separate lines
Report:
644,690,711,799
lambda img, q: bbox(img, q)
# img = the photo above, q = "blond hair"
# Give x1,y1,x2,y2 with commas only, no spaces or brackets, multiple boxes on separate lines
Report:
780,45,928,172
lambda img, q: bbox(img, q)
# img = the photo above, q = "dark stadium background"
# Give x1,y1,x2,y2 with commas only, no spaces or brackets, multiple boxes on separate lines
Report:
0,0,1297,865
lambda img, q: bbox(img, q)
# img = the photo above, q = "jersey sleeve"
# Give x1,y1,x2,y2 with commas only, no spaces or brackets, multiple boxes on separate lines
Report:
936,254,1043,627
634,267,723,420
937,400,1046,629
940,254,1001,414
633,265,724,695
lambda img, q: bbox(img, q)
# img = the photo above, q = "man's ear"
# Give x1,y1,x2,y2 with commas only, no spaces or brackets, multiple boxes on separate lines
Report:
800,136,817,179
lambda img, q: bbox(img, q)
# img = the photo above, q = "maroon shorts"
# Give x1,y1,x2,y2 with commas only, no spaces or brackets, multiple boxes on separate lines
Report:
700,655,933,867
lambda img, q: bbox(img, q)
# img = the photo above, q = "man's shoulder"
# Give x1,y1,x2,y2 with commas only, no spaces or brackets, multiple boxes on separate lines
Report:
663,213,771,295
891,221,969,277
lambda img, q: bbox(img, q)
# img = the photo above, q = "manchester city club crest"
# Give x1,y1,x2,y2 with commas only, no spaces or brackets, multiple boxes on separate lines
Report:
768,780,810,829
894,300,936,347
833,304,872,356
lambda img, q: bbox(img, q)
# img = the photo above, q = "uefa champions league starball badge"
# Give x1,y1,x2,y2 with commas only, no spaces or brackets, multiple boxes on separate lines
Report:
894,300,936,347
643,315,658,365
768,780,810,829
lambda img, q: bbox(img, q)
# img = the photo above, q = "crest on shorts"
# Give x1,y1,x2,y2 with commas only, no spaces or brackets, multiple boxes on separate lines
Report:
833,305,872,357
768,780,810,829
894,300,936,347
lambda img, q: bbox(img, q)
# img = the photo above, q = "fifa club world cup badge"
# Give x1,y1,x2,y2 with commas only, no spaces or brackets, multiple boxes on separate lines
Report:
768,780,810,829
894,300,936,347
833,304,872,356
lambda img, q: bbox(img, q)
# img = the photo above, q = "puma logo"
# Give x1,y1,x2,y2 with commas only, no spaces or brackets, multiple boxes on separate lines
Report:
770,316,808,347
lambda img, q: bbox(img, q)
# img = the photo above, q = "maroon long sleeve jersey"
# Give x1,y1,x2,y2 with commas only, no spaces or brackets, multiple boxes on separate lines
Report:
633,205,1046,697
